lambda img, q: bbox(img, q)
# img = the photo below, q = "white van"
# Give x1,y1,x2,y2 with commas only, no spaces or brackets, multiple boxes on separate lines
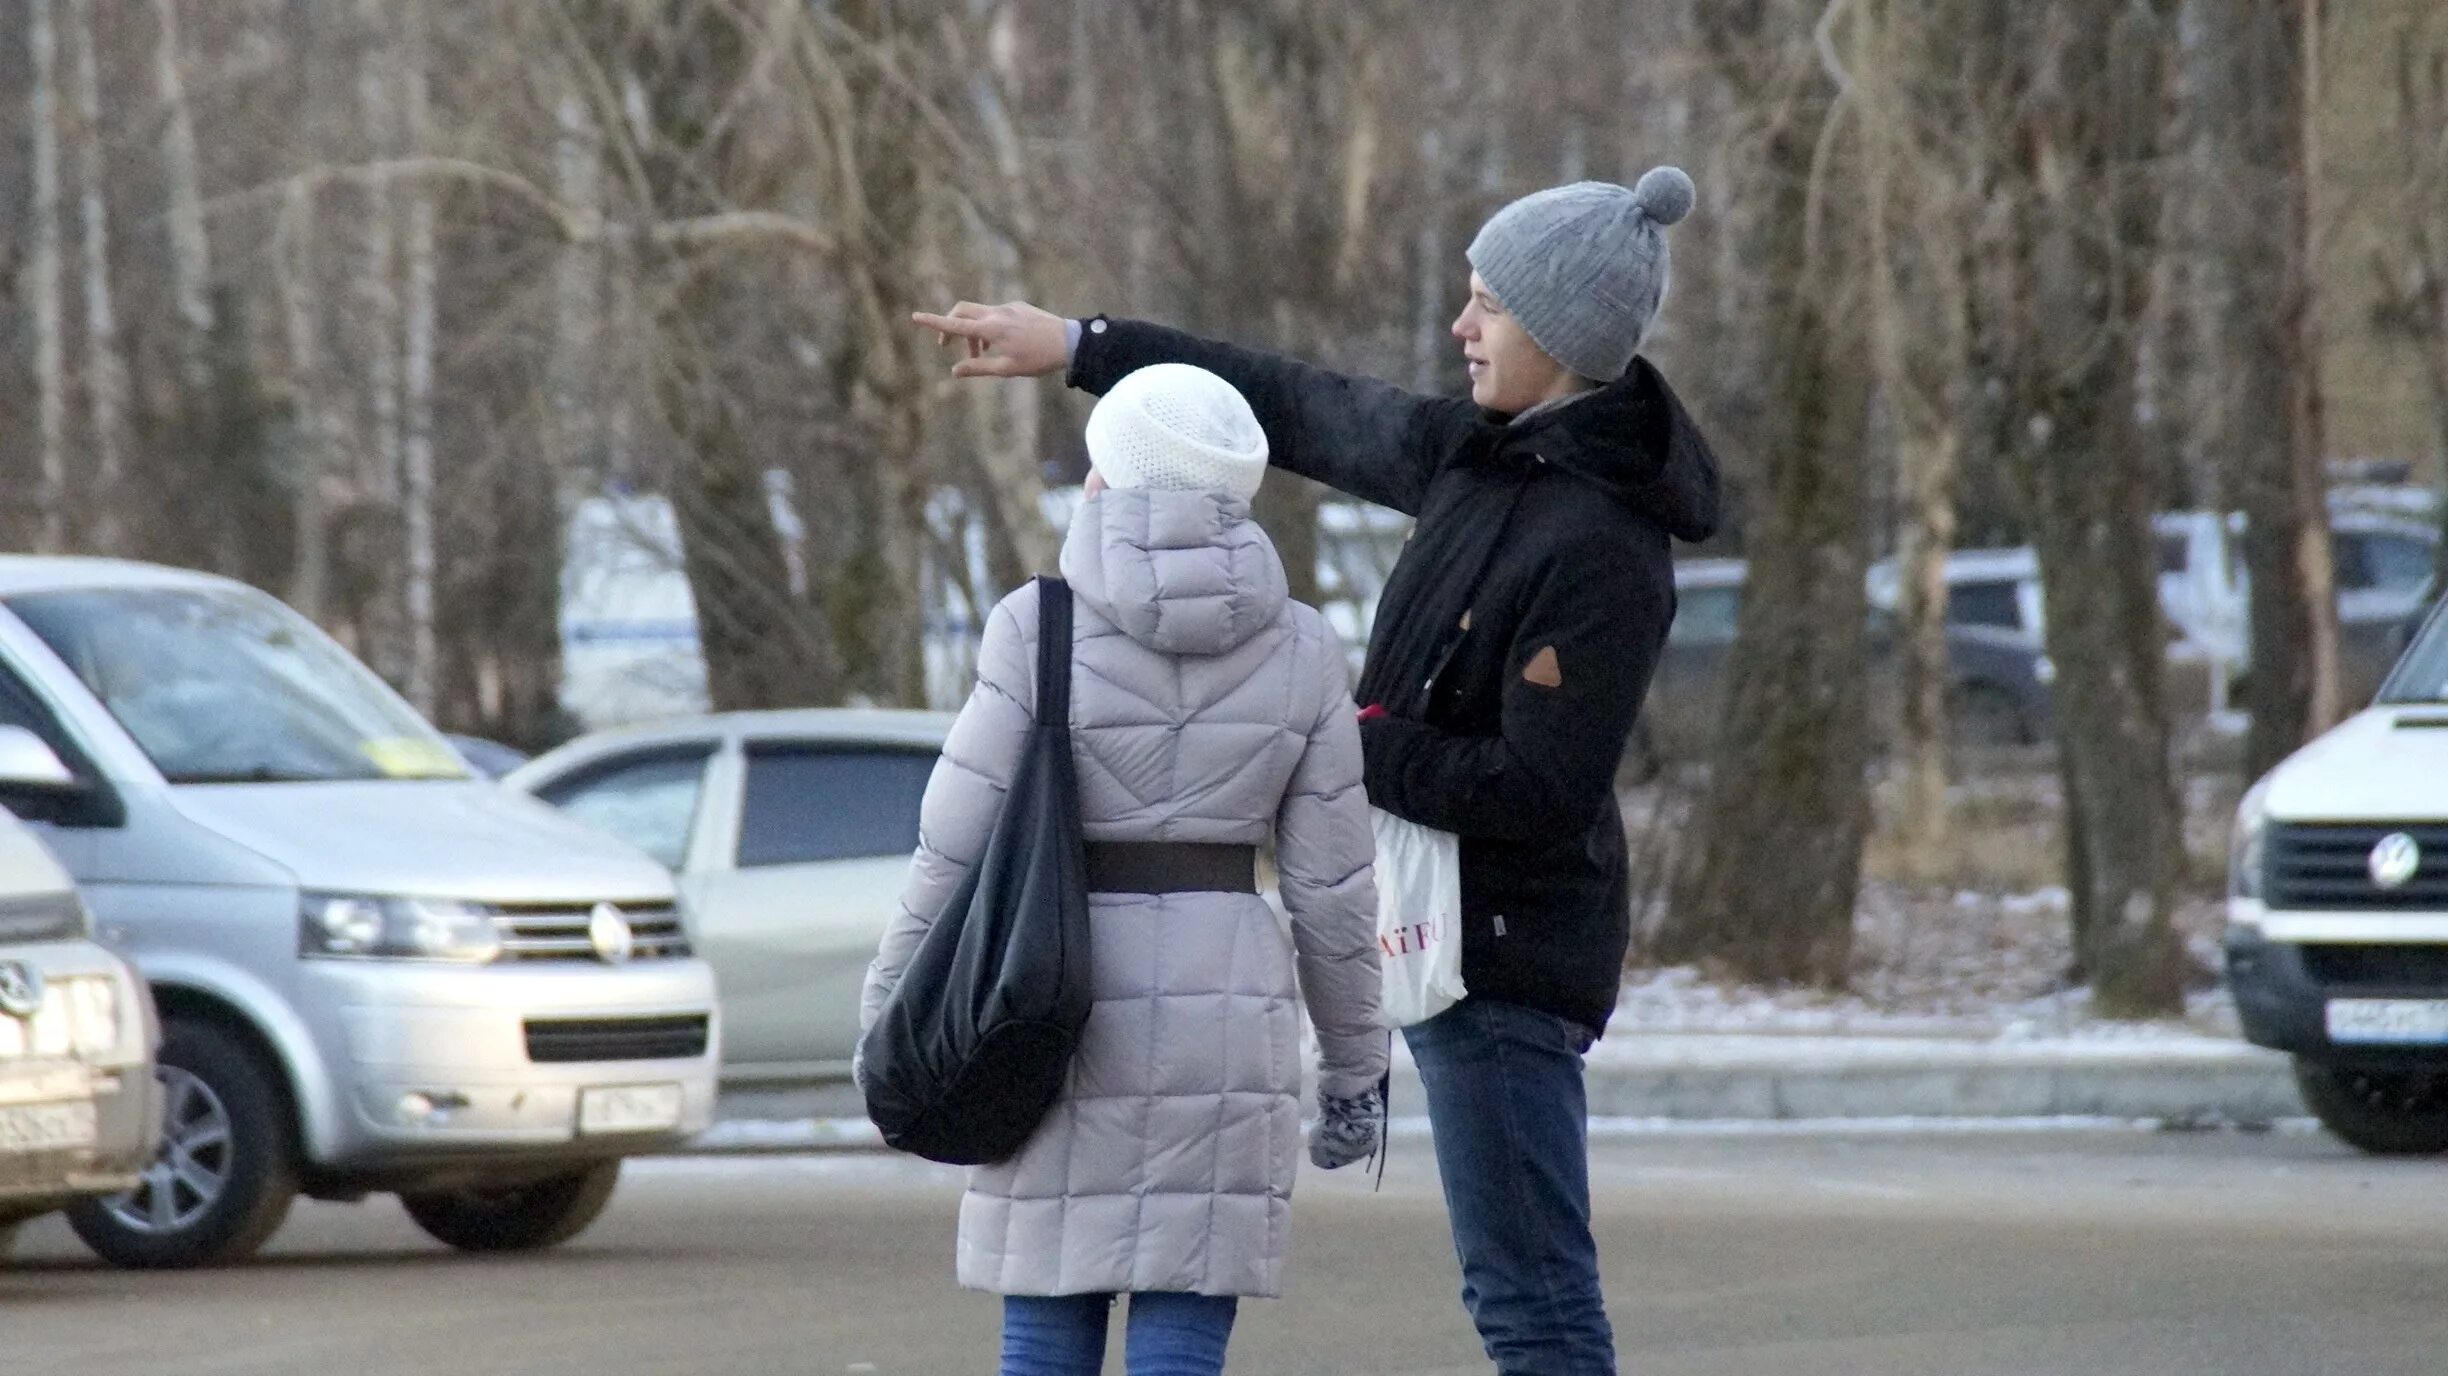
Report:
2228,592,2448,1154
0,558,719,1266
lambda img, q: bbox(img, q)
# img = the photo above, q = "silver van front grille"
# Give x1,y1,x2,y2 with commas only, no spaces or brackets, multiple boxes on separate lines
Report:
490,903,691,962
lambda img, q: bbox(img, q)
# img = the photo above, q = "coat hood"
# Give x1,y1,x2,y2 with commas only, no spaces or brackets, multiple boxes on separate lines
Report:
1059,488,1289,656
1490,355,1722,543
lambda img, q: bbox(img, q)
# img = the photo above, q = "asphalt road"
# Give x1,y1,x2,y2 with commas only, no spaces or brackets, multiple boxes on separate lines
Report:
9,1128,2448,1375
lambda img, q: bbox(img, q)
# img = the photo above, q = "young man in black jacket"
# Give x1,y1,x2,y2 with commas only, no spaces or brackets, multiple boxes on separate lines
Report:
917,166,1720,1376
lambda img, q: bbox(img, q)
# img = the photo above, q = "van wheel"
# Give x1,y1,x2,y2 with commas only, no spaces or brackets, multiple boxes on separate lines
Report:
400,1161,622,1253
2293,1060,2448,1156
67,1020,299,1268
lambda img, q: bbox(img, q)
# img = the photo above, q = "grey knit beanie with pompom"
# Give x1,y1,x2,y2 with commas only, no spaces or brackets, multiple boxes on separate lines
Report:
1464,166,1695,384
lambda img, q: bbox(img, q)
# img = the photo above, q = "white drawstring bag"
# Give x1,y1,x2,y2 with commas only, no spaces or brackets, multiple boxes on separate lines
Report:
1371,808,1467,1027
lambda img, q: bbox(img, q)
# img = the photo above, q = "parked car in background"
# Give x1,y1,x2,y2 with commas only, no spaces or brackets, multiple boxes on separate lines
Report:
0,783,159,1264
1864,548,2062,745
444,735,532,781
2228,595,2448,1155
0,558,719,1267
1640,556,2058,772
2156,507,2440,712
508,710,953,1085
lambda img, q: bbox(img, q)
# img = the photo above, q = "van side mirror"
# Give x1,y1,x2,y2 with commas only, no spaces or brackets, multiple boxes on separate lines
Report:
0,725,124,828
0,726,74,789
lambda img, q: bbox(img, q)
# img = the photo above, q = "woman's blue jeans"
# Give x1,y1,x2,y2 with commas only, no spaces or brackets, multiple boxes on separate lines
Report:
1000,1292,1238,1376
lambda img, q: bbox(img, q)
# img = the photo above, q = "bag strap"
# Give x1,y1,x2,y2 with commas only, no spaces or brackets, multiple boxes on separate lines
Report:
1033,576,1072,731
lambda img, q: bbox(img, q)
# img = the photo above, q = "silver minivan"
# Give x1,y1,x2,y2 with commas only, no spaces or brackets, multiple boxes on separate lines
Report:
0,558,719,1267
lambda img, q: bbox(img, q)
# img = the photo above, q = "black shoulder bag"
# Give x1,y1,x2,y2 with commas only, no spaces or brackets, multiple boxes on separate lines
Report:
858,577,1094,1165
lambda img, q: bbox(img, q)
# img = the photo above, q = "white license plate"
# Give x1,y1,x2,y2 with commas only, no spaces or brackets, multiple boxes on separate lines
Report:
2326,999,2448,1045
0,1099,98,1154
578,1083,683,1135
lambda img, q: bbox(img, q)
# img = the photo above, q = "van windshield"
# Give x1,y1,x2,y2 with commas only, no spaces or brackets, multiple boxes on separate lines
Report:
7,587,468,784
2381,602,2448,705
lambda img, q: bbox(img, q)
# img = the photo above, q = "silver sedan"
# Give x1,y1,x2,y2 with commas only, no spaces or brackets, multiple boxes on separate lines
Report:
504,710,951,1085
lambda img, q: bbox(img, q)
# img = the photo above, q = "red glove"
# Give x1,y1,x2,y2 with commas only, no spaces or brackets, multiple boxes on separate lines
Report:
1356,703,1388,724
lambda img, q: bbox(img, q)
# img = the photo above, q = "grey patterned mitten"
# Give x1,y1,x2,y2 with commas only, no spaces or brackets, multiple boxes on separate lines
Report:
1308,1087,1384,1170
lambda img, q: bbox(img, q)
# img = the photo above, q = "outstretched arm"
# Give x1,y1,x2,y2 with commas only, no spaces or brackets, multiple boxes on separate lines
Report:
913,300,1476,516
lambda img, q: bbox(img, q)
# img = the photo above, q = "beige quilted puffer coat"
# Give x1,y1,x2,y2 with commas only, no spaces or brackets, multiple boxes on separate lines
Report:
860,486,1384,1298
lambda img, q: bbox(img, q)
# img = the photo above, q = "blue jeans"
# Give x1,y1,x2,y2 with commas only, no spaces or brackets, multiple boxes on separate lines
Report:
1000,1292,1238,1376
1404,998,1614,1376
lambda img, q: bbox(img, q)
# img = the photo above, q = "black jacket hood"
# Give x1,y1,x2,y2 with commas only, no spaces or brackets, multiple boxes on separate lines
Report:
1483,356,1722,544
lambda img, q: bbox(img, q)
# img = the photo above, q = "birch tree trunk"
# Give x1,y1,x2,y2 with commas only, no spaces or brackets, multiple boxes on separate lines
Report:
280,181,336,622
1863,0,1971,862
553,88,605,487
154,0,217,398
66,0,134,556
26,0,69,554
356,0,405,678
400,2,441,716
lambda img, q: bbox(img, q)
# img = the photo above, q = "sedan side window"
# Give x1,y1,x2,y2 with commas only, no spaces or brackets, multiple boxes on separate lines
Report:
1947,581,2023,630
533,745,714,871
736,745,937,868
1667,586,1741,646
2363,535,2437,596
2332,534,2375,593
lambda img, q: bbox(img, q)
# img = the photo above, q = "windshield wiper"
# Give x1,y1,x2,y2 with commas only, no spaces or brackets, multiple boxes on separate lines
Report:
169,767,347,784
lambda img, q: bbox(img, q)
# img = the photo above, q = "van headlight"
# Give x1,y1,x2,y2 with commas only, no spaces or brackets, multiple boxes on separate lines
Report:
299,894,502,964
2229,779,2273,906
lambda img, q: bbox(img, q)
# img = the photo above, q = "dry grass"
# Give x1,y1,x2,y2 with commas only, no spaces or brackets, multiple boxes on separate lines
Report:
1621,760,2247,1018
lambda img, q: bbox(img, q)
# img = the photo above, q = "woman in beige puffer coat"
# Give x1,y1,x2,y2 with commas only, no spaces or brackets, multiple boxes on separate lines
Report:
860,363,1385,1375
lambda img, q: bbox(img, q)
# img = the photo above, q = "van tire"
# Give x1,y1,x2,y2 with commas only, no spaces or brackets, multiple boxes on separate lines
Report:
67,1019,299,1268
2293,1060,2448,1156
400,1160,622,1253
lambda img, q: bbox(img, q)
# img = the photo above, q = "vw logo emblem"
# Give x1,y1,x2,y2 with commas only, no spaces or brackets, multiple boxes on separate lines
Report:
0,961,42,1020
588,903,635,964
2369,833,2423,891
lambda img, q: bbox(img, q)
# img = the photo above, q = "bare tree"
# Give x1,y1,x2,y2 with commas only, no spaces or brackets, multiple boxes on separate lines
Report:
64,0,135,555
2194,0,2344,780
26,0,70,553
399,0,441,715
2370,20,2448,572
1858,0,1975,861
154,0,217,400
1992,0,2189,1013
279,179,338,621
1660,0,1878,986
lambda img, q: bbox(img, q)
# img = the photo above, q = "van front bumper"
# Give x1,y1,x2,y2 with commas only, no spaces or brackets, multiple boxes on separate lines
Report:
2226,925,2448,1066
0,1061,159,1209
299,957,720,1166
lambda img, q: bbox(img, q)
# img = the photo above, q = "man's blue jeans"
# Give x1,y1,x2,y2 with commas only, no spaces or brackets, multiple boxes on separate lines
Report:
1404,998,1614,1375
1000,1292,1238,1376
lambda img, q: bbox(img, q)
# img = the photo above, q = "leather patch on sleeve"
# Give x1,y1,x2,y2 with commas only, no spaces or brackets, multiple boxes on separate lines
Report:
1521,645,1563,688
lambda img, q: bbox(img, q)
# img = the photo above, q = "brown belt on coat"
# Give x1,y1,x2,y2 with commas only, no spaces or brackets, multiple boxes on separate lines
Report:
1083,842,1259,895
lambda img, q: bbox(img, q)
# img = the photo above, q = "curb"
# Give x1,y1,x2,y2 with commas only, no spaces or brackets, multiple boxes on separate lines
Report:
685,1036,2307,1153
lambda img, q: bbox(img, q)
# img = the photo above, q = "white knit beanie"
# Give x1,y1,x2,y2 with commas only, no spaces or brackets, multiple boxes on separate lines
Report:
1084,364,1269,503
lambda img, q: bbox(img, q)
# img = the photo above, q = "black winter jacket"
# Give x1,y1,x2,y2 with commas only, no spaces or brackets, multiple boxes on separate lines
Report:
1068,318,1721,1036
